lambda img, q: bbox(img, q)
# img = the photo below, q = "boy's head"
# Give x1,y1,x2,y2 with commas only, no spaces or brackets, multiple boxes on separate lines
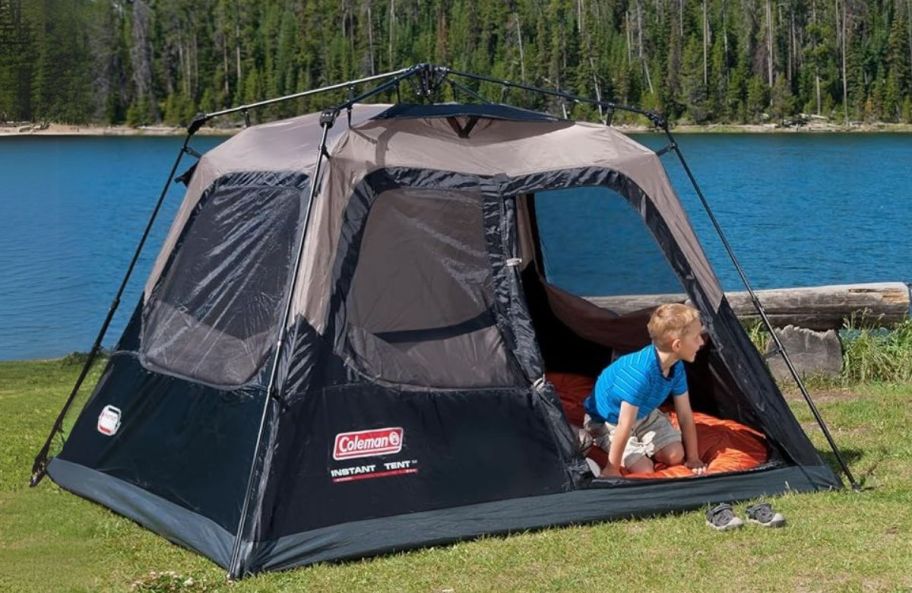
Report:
647,304,704,361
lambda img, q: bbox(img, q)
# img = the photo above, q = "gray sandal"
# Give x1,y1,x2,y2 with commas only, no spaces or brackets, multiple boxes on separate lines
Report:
746,503,786,528
706,503,744,531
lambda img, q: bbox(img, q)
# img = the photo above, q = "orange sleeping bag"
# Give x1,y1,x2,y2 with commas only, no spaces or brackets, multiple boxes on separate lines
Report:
547,372,768,479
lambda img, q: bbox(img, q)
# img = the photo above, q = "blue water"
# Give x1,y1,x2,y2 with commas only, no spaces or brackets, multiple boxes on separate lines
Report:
1,133,910,360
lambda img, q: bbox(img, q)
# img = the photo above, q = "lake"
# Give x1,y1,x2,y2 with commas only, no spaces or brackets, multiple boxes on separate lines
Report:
1,132,910,361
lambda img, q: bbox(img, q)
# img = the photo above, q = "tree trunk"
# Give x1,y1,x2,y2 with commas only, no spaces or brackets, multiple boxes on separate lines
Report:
813,0,820,114
678,0,683,37
130,0,157,119
235,15,241,93
703,0,708,86
577,0,583,35
222,31,229,99
766,0,774,87
515,12,526,82
591,56,604,121
788,7,794,83
586,283,910,331
625,10,632,65
637,0,654,94
839,0,848,125
388,0,394,69
366,3,375,75
184,40,192,97
722,0,727,60
193,33,198,100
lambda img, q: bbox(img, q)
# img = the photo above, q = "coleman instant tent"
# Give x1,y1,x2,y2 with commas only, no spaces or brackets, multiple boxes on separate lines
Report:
32,66,852,578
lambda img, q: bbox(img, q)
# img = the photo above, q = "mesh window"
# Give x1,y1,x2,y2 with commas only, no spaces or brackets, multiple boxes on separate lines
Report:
142,172,307,387
535,186,685,301
344,188,521,387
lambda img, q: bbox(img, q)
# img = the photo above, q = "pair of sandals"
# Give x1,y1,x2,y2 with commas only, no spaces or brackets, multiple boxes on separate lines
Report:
706,502,785,530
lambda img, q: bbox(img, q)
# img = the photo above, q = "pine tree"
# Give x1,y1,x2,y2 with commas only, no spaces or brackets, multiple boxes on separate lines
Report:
1,0,911,127
746,74,769,120
769,74,796,120
0,0,34,120
885,1,911,120
682,35,712,122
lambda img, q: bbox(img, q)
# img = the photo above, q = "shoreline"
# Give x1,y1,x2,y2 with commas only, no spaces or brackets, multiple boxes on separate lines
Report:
3,121,912,137
0,123,237,137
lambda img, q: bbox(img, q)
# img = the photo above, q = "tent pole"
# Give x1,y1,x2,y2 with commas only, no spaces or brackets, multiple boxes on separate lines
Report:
447,78,491,103
226,109,339,580
227,65,427,578
332,64,425,111
199,67,414,123
445,67,666,126
661,126,861,491
30,133,197,487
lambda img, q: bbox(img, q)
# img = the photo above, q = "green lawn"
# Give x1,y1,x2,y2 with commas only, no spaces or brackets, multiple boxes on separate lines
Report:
1,359,910,593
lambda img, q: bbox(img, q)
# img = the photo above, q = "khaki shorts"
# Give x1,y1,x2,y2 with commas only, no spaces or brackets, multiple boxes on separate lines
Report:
584,408,682,468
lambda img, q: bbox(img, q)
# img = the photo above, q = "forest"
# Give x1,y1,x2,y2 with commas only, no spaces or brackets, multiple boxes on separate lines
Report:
1,0,911,127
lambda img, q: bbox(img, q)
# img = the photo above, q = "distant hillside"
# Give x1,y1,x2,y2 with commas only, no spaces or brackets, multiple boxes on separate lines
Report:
1,0,911,127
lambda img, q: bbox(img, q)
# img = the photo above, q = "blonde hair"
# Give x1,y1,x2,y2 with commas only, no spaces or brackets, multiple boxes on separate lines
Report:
647,303,701,350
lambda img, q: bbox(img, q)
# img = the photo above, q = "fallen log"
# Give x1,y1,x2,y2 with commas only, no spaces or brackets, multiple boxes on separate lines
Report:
585,282,910,331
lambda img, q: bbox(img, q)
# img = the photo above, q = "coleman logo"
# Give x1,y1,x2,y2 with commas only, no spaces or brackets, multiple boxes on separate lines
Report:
97,405,122,436
333,427,403,461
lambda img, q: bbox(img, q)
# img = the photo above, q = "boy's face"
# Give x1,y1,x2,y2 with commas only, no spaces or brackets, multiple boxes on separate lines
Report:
672,321,705,363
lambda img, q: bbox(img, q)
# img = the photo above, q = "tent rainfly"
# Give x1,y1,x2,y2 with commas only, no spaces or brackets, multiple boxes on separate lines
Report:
32,65,854,579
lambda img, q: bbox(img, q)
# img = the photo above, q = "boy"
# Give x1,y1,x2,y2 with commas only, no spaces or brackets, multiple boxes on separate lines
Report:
583,303,707,478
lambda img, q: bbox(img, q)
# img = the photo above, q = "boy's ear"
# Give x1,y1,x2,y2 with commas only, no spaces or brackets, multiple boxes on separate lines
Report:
670,337,683,353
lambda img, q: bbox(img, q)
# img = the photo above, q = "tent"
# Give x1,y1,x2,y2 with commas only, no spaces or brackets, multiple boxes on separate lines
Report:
32,66,851,578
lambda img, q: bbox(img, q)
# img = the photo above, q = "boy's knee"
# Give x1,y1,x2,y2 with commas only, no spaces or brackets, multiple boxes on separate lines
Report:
657,443,685,465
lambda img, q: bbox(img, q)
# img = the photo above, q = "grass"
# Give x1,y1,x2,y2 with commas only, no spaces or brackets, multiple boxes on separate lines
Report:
746,318,912,388
841,319,912,385
2,359,912,593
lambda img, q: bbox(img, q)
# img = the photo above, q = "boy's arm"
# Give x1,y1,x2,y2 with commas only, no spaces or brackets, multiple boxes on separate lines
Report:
603,401,639,477
673,393,706,474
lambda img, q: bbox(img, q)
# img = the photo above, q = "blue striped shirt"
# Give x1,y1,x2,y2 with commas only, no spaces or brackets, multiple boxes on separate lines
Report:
583,344,688,424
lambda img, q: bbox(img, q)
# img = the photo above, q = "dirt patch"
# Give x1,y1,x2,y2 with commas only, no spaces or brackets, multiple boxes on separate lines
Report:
782,388,861,405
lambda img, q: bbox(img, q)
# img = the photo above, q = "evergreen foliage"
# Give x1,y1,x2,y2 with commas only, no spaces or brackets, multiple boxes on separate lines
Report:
2,0,912,126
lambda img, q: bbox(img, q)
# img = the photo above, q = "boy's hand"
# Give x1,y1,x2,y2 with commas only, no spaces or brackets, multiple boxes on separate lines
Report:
685,458,706,475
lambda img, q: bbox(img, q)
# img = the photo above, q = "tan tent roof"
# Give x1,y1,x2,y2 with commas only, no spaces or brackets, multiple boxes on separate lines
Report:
146,104,722,329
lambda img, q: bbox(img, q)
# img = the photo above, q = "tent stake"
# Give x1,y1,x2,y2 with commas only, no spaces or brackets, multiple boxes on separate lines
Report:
29,134,197,487
662,127,861,491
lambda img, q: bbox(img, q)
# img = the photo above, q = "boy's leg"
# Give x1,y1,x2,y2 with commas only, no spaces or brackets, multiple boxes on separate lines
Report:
624,455,654,473
584,414,655,473
637,409,684,466
654,442,685,466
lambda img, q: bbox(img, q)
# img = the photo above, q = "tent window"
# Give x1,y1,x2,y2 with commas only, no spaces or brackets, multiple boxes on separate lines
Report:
535,186,684,300
141,173,306,387
343,188,522,387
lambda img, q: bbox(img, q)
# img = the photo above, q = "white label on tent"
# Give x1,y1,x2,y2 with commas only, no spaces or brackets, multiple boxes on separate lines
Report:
97,405,122,436
333,427,403,461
